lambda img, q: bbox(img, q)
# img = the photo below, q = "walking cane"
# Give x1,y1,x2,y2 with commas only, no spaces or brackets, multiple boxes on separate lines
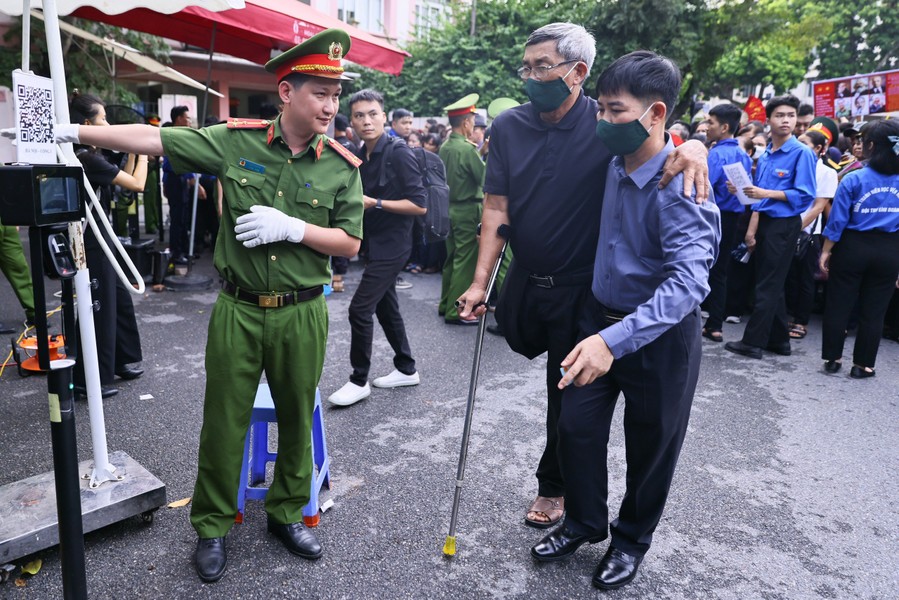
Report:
443,223,511,557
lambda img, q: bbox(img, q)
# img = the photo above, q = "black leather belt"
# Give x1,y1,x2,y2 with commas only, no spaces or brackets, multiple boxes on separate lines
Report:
597,301,629,323
221,280,323,308
528,272,592,289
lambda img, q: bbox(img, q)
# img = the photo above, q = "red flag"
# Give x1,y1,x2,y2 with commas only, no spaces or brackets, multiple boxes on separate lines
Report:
744,95,766,123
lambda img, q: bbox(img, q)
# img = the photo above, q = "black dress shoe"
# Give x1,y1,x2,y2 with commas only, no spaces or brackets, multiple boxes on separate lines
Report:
530,525,606,562
849,366,875,379
73,384,119,399
267,518,323,560
194,537,226,583
724,340,763,359
766,342,792,356
592,547,644,590
115,366,144,380
824,360,841,373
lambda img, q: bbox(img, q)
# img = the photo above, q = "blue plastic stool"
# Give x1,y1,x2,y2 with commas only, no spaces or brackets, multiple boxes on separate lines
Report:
235,383,331,527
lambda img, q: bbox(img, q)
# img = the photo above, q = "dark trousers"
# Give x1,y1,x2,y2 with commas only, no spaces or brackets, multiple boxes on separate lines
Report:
348,254,416,385
165,184,189,258
742,214,801,348
822,230,899,368
785,234,820,326
559,295,700,557
705,210,740,332
74,233,143,386
725,209,755,317
518,282,592,498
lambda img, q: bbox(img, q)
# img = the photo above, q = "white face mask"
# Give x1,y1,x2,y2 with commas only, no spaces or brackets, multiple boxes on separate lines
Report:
752,145,766,160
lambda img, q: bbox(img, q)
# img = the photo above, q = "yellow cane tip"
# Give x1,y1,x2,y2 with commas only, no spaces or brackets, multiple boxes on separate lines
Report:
442,536,456,557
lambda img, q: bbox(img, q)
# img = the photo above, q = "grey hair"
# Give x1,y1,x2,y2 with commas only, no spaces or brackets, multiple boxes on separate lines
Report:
526,23,596,77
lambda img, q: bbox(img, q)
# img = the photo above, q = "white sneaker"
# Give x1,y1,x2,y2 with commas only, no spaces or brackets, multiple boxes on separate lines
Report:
327,381,371,407
372,369,420,388
724,315,742,324
395,276,413,290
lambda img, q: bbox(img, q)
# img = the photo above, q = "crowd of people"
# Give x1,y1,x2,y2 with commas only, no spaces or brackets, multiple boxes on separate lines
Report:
1,19,898,594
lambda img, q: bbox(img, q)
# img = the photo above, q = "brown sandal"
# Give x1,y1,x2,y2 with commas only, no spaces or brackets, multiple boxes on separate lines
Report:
331,276,345,293
525,495,564,529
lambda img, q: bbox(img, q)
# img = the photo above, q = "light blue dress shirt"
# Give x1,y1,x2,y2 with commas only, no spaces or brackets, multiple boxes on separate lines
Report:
593,137,721,359
823,165,899,242
751,135,817,217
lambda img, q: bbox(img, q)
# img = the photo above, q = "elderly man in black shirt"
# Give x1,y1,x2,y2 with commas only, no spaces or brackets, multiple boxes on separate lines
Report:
457,22,709,533
328,89,427,407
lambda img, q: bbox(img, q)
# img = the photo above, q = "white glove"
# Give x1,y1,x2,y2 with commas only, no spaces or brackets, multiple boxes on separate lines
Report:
54,123,80,144
0,124,80,144
234,205,306,248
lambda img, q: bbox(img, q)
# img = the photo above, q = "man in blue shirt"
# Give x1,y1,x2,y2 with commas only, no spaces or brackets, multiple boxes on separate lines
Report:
454,23,711,533
703,103,752,342
530,51,719,591
725,95,816,359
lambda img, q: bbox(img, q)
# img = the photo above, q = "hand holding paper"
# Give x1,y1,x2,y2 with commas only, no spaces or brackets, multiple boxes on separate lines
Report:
722,163,756,205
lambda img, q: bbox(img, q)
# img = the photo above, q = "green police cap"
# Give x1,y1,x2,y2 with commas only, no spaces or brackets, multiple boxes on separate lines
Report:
265,28,352,82
444,93,479,117
808,116,839,145
487,97,520,119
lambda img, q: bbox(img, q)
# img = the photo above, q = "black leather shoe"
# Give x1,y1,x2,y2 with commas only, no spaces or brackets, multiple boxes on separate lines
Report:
444,318,479,326
267,518,323,560
766,342,792,356
73,385,119,399
724,340,763,359
849,366,875,379
592,547,643,590
824,360,841,373
530,525,606,562
194,537,226,583
115,366,144,380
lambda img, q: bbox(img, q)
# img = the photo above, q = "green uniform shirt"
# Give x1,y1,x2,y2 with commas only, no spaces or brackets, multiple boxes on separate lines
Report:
439,132,486,203
161,116,363,292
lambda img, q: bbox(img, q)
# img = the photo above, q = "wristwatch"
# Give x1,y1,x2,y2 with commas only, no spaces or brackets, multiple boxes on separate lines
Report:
376,198,383,210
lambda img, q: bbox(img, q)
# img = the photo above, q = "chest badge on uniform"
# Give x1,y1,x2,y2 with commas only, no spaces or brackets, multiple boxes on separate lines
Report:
238,158,266,174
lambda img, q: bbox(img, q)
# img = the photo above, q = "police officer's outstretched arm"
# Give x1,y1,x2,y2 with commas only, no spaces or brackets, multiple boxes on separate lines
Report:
66,123,165,157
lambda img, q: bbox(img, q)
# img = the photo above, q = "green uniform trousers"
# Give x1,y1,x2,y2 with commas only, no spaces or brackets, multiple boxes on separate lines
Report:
0,224,35,321
190,291,328,538
440,202,482,321
143,166,161,234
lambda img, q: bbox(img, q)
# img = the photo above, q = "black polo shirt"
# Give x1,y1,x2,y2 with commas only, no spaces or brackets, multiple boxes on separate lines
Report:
357,134,427,261
484,91,611,275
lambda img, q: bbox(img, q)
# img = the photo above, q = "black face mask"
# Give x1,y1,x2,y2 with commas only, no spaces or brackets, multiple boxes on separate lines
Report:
594,103,656,156
523,64,578,113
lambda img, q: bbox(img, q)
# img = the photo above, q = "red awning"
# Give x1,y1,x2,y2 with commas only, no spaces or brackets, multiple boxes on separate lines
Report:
73,0,409,75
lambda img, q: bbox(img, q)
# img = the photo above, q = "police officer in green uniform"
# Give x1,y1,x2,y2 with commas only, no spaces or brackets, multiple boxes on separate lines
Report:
46,29,364,583
439,94,487,325
0,219,36,333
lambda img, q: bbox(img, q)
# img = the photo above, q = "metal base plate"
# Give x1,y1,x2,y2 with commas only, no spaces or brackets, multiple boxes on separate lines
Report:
165,272,212,291
0,450,167,563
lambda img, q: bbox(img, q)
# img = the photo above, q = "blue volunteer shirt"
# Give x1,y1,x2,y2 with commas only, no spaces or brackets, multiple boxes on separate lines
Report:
708,137,751,213
593,136,721,359
822,165,899,242
752,135,816,217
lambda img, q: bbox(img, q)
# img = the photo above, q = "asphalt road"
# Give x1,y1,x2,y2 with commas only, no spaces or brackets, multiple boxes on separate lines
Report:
0,235,896,599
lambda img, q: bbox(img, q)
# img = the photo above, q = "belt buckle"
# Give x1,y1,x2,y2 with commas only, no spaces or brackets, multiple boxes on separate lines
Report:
534,275,554,289
258,294,280,308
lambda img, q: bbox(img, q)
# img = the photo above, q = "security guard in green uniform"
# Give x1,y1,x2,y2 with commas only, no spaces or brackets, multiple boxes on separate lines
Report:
439,94,487,324
49,29,364,583
0,219,36,333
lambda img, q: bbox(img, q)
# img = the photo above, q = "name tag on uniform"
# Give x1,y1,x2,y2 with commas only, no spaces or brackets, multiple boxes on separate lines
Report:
238,158,265,174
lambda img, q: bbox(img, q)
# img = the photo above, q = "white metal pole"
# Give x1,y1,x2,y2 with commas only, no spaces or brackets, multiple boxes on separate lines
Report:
43,0,118,486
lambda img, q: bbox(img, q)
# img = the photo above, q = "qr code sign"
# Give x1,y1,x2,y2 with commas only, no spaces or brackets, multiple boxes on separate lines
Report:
17,83,55,144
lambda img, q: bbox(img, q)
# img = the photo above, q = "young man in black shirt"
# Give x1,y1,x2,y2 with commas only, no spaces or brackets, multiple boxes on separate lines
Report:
328,89,427,407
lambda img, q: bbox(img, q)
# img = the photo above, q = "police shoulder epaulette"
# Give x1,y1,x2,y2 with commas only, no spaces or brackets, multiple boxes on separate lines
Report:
226,118,271,129
327,138,362,168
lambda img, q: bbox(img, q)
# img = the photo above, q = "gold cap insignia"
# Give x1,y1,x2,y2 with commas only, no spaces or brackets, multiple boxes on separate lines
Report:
328,42,343,61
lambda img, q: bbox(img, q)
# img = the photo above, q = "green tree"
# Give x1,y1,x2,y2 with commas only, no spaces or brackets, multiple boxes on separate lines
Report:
815,0,899,79
0,17,170,107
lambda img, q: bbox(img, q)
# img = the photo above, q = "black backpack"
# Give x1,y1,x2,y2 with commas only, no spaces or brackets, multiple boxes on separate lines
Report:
378,137,451,242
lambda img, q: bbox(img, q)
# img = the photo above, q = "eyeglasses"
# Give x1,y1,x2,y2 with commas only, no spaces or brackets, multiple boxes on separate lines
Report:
516,60,577,81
